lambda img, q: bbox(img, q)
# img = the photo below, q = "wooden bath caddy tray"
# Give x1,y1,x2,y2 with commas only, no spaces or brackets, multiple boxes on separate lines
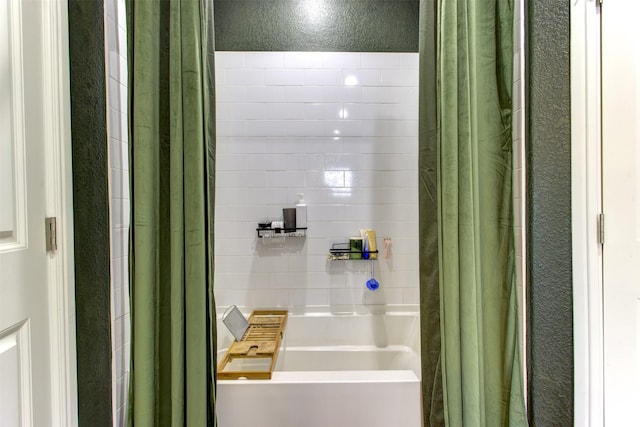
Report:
217,310,288,380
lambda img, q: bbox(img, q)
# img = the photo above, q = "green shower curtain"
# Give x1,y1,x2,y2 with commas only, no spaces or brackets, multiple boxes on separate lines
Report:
420,0,528,425
126,1,217,426
419,0,444,425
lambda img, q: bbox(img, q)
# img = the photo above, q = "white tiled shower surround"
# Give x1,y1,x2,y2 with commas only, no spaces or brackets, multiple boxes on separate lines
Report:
106,3,526,424
105,0,130,426
214,51,421,309
214,47,526,311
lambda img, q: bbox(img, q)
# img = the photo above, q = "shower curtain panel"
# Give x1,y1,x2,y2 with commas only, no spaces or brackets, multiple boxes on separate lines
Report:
126,1,217,426
418,0,444,426
422,0,528,425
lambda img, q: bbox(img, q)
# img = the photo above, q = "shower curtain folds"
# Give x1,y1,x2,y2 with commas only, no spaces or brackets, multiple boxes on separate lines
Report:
126,0,217,426
418,0,444,425
419,0,528,425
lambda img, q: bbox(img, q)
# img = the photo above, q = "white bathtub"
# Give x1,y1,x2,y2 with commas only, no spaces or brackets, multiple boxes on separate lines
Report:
216,307,422,427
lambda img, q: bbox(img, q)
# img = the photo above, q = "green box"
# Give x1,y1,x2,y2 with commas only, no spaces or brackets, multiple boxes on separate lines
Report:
349,238,363,259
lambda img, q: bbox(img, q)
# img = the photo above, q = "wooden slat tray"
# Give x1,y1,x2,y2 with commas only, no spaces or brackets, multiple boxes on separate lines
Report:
217,310,288,380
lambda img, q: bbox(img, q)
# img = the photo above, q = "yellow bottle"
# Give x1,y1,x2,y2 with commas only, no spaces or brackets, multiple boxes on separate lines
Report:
366,229,377,260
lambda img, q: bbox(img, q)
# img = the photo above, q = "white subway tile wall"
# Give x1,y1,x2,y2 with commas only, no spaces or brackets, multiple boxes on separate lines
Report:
105,0,130,426
215,52,420,310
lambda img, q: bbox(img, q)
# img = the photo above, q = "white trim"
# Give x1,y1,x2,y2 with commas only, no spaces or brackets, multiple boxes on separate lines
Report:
0,319,34,427
514,0,527,407
103,6,117,422
0,0,28,252
571,1,603,426
17,320,33,427
41,1,78,426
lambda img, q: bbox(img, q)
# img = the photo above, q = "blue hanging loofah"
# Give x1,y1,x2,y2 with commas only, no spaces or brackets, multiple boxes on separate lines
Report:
366,277,379,291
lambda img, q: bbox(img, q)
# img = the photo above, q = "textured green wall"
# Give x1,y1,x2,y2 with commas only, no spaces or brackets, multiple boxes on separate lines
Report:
214,0,419,52
68,1,113,426
526,2,574,425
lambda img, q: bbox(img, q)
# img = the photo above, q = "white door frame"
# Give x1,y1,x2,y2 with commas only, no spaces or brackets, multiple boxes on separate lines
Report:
571,1,604,426
41,1,78,426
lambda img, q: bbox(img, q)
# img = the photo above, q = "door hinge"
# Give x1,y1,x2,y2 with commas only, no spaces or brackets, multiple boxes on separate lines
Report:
598,213,605,245
45,217,57,252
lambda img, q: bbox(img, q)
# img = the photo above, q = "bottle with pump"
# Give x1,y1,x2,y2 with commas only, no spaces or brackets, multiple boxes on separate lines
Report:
296,193,307,228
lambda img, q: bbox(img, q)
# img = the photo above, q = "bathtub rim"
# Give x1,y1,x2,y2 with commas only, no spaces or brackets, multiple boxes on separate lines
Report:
217,369,420,384
215,304,421,319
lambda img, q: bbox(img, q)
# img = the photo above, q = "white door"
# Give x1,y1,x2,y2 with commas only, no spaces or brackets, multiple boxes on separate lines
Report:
602,0,640,424
0,1,74,426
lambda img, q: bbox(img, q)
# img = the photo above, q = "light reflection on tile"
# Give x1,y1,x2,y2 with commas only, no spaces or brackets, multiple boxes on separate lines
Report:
211,48,538,315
